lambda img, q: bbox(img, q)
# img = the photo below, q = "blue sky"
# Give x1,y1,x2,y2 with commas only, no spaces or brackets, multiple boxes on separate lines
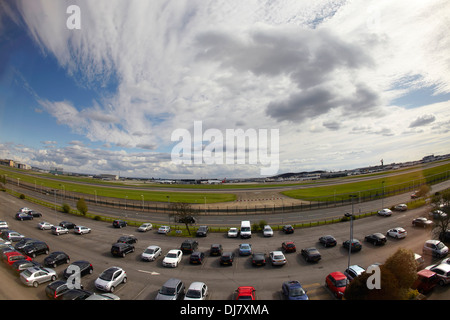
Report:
0,0,449,178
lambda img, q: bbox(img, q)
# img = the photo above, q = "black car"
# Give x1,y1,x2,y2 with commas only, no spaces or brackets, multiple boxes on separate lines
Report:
116,235,138,245
189,251,205,264
60,289,93,300
59,221,76,229
196,226,209,237
364,233,387,246
14,238,37,251
111,242,135,257
220,252,235,266
22,241,49,258
29,210,42,217
252,252,267,266
112,220,127,228
301,247,322,262
44,251,70,268
319,235,337,247
180,240,198,254
343,239,362,252
63,260,94,279
282,225,294,234
412,217,433,228
46,280,73,300
178,216,197,224
210,244,223,256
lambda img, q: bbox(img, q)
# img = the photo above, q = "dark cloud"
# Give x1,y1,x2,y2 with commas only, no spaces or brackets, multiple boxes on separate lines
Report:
409,114,436,128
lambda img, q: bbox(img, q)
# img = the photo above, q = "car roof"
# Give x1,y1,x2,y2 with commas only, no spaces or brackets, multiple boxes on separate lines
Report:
330,271,347,279
163,278,182,287
188,281,205,290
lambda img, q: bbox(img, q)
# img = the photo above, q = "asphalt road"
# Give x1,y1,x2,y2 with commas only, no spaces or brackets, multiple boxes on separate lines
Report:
0,190,449,301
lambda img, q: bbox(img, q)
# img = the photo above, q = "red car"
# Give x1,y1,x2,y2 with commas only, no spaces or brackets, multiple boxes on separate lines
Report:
282,241,296,253
325,272,348,299
235,286,256,300
4,251,32,266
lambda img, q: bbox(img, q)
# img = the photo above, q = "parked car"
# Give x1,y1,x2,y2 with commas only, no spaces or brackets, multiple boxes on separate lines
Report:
189,251,205,264
252,252,266,266
412,217,433,228
73,226,91,235
51,226,69,236
325,271,348,299
282,241,296,253
141,245,162,261
364,233,387,246
59,289,93,300
0,221,8,230
209,244,223,256
37,222,53,230
155,278,185,300
111,243,135,257
412,269,439,293
386,227,407,239
281,280,308,300
269,251,286,266
85,293,120,300
220,252,235,266
45,280,73,299
184,281,208,300
59,221,76,229
227,228,238,238
319,235,337,247
429,210,448,220
15,212,33,221
180,240,198,254
425,263,450,286
4,251,32,266
1,230,25,242
11,260,41,274
22,241,49,258
235,286,256,300
14,238,38,251
423,240,448,258
163,249,183,267
20,267,57,287
18,207,32,214
344,265,366,281
301,247,322,262
63,260,93,279
116,235,137,245
343,239,362,252
196,226,209,237
377,208,392,217
95,266,127,293
239,243,252,256
158,226,171,234
29,210,42,217
44,251,70,268
137,223,152,232
112,220,127,228
263,225,273,237
282,225,294,234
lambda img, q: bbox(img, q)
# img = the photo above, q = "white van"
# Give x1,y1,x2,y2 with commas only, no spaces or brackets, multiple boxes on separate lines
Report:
240,221,252,239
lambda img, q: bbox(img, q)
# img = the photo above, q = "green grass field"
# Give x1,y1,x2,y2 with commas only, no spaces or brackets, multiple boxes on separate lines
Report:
282,162,450,201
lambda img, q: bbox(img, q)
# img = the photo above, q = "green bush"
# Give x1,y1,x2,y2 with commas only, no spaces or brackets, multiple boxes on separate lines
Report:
62,203,71,213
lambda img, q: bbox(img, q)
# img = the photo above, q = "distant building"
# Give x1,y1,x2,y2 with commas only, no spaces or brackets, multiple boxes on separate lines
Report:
50,167,64,175
98,174,119,181
0,159,14,167
15,163,31,170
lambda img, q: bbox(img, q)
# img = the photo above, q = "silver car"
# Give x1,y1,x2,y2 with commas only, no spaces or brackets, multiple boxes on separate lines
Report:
20,267,57,287
95,267,127,293
138,223,153,232
141,245,162,261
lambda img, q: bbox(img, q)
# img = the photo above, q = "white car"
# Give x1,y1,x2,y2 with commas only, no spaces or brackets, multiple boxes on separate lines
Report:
263,225,273,237
138,223,153,232
227,228,238,238
184,282,208,300
20,267,57,287
95,267,127,293
158,226,171,234
394,204,407,211
378,208,392,217
163,249,183,267
0,221,9,230
386,227,407,239
19,207,32,214
141,245,162,261
269,251,287,266
37,222,53,230
73,226,91,235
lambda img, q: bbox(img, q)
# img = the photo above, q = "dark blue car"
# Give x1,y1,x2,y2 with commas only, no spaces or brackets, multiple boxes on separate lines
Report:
282,280,309,300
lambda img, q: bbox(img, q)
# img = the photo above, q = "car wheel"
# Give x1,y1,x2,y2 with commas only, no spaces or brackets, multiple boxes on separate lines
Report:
33,281,39,288
110,286,115,293
123,277,127,284
53,263,57,268
45,250,49,254
51,275,56,281
66,259,70,264
32,253,36,258
122,253,126,258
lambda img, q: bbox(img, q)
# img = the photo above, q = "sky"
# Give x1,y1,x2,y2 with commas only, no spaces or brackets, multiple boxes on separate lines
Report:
0,0,449,179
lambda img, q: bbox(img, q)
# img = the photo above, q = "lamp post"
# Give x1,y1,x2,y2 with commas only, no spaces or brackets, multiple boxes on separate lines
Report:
345,194,358,278
141,195,144,211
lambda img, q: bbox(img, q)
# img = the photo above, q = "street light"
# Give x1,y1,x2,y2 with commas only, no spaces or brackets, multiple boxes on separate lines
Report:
141,195,144,211
345,194,358,279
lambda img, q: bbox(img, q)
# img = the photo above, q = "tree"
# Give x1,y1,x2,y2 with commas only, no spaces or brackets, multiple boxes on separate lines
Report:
430,189,450,240
383,248,417,290
169,202,197,235
76,198,88,215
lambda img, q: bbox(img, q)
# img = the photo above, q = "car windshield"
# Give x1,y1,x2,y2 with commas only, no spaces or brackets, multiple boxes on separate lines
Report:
160,286,176,295
186,289,201,298
22,269,32,277
167,253,177,258
437,242,446,249
99,269,117,281
336,278,349,287
274,255,284,259
237,295,253,300
290,287,306,297
145,248,155,254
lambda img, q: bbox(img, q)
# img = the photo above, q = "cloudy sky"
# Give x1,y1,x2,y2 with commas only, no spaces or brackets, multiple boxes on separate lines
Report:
0,0,449,178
